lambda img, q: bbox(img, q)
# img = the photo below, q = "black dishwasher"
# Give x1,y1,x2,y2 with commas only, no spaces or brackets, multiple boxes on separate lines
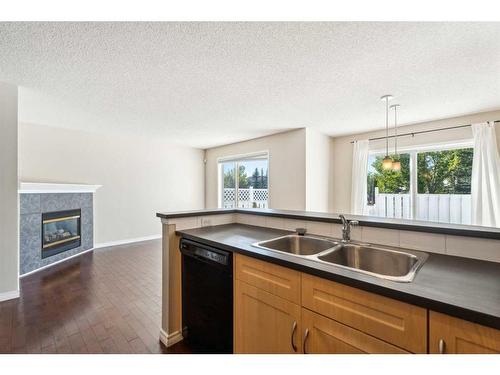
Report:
180,239,233,353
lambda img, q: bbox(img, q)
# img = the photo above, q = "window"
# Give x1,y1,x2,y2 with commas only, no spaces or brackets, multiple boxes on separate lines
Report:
366,144,473,224
219,153,269,209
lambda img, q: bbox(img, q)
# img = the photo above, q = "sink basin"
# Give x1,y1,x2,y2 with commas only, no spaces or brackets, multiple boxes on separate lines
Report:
253,233,427,282
317,243,428,282
253,235,339,256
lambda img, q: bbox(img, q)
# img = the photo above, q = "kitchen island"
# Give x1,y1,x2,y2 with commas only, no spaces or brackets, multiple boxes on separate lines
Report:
156,208,500,353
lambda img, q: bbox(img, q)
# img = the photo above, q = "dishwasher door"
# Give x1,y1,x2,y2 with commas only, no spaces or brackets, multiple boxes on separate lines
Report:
180,239,233,353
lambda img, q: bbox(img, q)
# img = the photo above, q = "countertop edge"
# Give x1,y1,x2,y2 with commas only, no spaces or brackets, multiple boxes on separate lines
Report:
157,209,236,219
177,230,500,331
157,208,500,240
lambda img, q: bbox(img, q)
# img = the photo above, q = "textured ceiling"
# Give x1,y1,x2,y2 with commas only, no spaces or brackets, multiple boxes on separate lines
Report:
1,22,499,148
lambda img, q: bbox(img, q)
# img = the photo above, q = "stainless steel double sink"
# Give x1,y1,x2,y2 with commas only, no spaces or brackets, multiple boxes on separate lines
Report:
252,234,428,282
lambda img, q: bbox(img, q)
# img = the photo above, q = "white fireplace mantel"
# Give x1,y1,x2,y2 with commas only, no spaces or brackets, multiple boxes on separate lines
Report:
19,182,102,194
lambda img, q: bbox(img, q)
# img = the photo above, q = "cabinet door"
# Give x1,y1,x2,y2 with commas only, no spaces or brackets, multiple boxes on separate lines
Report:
429,311,500,354
234,280,302,354
301,308,408,354
302,273,427,353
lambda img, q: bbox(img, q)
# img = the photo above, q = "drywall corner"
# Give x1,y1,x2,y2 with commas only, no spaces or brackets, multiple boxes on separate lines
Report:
305,128,331,212
0,82,19,298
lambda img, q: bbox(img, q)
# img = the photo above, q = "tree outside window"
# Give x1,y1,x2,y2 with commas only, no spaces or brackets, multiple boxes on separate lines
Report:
224,165,249,189
417,148,473,194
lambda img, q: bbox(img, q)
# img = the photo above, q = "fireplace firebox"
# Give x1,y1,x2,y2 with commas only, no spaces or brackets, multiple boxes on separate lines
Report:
41,209,81,258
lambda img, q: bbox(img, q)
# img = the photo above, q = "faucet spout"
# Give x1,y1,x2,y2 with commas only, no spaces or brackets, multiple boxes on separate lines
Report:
339,214,347,227
339,214,358,242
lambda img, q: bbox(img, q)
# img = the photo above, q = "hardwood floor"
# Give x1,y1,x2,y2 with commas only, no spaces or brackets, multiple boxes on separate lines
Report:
0,239,191,354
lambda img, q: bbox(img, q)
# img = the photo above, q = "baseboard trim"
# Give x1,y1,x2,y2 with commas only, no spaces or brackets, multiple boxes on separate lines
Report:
94,234,161,250
0,290,20,302
159,329,183,348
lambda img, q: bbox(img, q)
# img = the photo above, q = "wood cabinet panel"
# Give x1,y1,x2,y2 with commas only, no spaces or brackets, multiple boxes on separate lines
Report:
301,273,427,353
235,254,301,304
234,280,302,354
429,311,500,354
301,308,409,354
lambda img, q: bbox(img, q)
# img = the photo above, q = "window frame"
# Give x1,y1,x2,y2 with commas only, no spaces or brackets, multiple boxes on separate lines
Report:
367,139,473,219
217,151,270,209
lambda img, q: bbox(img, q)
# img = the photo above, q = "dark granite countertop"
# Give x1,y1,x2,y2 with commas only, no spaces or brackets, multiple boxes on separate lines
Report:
177,223,500,330
157,208,500,240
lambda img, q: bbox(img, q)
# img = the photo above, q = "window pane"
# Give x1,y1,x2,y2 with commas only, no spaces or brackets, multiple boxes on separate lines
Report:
366,153,411,219
222,162,236,208
415,148,473,225
417,148,473,194
367,153,410,200
237,159,269,208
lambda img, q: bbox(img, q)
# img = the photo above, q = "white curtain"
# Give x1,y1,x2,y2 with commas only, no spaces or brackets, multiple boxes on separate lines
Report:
351,139,370,215
471,122,500,227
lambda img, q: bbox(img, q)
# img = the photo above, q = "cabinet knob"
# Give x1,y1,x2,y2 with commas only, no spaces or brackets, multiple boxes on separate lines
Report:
438,339,446,354
302,328,310,354
290,321,298,352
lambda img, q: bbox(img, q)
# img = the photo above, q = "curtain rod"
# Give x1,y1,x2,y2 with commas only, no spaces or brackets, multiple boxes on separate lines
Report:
350,120,500,144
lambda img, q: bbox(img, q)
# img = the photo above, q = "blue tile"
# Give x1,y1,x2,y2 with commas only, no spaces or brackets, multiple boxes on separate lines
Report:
20,194,41,214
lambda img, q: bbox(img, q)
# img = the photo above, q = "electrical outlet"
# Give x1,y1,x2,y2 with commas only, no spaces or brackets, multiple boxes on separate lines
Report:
201,218,212,227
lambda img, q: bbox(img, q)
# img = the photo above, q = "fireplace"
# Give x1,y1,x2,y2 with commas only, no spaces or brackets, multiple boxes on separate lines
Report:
41,209,82,258
20,183,98,275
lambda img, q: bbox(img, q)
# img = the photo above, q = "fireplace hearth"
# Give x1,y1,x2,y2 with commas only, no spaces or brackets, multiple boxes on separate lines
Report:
42,209,82,258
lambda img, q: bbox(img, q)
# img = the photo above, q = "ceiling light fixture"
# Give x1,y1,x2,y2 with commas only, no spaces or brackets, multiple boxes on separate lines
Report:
381,95,394,170
390,103,401,172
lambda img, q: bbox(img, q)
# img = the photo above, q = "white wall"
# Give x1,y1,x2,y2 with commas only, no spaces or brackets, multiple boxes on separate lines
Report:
19,123,205,245
0,82,19,299
305,128,331,212
330,110,500,213
205,129,307,210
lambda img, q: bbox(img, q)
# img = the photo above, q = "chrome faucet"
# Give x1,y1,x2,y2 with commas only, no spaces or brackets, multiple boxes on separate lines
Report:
339,215,359,242
296,227,307,236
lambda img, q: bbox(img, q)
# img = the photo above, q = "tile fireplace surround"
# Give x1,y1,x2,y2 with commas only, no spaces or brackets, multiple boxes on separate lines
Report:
19,183,101,275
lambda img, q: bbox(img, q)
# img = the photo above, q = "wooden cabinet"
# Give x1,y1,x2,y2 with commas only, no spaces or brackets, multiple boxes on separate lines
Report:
234,254,415,354
301,273,427,353
234,280,302,354
301,308,408,354
429,311,500,354
233,254,500,355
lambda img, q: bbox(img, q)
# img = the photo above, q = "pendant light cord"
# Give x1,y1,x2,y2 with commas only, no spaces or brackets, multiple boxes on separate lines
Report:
394,105,398,156
385,97,389,156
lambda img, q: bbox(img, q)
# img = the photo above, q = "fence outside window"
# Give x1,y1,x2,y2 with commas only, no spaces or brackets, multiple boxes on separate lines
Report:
366,187,471,225
222,187,269,208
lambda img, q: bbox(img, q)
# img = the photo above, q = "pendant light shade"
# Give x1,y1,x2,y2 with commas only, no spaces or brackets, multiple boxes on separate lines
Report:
381,95,393,170
382,156,394,170
390,103,401,171
392,160,401,171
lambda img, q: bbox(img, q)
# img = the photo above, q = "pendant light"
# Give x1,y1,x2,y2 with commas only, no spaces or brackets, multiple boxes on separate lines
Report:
381,95,393,170
390,103,401,171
